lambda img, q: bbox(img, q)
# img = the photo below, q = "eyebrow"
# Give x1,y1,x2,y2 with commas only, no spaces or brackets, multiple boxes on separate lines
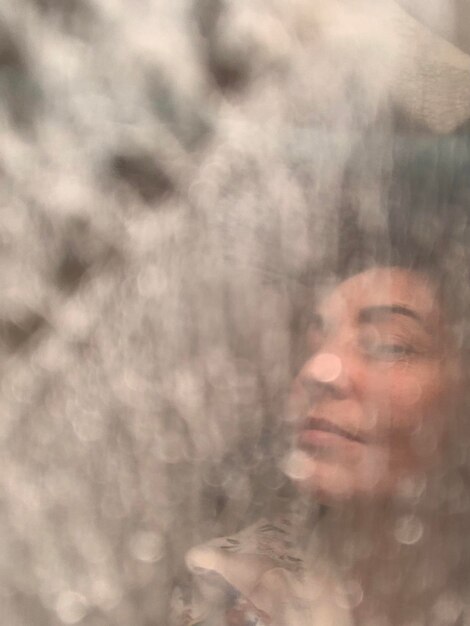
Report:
357,305,424,327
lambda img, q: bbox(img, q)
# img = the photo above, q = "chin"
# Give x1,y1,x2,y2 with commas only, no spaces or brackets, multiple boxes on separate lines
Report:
295,469,361,504
287,453,392,504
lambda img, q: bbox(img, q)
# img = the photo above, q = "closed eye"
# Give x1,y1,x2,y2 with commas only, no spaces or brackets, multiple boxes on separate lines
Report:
363,342,417,361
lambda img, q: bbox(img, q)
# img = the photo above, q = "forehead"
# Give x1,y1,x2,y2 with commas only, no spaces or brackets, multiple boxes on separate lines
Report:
318,267,440,321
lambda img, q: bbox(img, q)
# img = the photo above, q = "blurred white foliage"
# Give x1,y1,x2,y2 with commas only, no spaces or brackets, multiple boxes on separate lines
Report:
0,0,467,624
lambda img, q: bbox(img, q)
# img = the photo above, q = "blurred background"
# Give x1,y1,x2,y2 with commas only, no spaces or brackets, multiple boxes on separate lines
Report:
0,1,469,624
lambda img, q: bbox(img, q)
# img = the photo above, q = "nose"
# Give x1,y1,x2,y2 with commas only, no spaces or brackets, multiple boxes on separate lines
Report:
298,350,353,401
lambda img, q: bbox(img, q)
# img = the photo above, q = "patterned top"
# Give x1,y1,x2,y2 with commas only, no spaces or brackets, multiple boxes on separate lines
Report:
169,509,469,626
169,511,354,626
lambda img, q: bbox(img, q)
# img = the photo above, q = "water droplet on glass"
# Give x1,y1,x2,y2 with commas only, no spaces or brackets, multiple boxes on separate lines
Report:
311,353,342,383
129,531,165,563
90,578,122,611
280,449,316,481
396,475,427,502
334,579,363,609
432,592,462,625
55,591,88,624
394,515,423,545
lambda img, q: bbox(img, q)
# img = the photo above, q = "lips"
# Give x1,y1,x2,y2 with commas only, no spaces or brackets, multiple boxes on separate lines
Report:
298,416,367,446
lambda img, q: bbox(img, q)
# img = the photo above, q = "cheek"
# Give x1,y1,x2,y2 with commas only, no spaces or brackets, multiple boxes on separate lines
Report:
365,364,453,440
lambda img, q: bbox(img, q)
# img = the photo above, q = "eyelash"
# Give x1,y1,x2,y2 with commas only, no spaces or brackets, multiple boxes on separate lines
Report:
305,327,418,363
363,342,417,361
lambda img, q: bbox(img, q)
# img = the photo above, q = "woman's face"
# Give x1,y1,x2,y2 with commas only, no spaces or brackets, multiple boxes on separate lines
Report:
288,267,462,502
